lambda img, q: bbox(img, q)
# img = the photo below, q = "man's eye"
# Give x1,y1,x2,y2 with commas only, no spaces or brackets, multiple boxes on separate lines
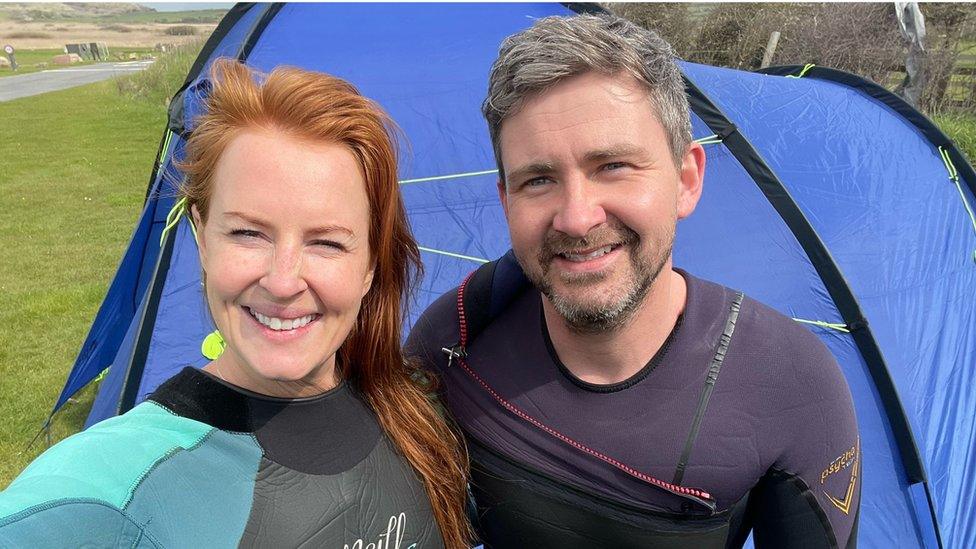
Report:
522,177,553,188
602,162,628,171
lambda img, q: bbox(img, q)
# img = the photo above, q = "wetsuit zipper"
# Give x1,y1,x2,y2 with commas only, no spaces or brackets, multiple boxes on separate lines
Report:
451,272,717,515
466,431,724,520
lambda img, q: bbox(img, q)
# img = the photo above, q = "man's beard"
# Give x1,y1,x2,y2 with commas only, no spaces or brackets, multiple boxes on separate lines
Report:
516,220,673,334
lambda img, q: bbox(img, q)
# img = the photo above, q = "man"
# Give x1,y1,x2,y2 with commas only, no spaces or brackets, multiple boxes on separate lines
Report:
407,14,859,548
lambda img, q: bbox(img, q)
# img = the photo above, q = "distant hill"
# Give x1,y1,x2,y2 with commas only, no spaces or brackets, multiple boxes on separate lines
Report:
0,3,226,24
1,3,151,21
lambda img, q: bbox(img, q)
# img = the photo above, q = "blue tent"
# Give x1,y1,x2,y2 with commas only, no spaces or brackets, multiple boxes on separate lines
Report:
51,4,975,547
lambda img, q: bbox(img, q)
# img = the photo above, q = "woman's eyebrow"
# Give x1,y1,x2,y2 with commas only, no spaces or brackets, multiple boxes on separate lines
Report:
222,212,354,237
308,224,354,238
222,211,270,228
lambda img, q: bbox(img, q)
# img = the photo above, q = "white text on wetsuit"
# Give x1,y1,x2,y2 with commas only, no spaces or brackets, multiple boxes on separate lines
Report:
345,512,412,549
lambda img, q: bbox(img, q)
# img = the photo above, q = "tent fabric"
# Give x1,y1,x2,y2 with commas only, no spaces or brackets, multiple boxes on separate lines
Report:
51,4,975,548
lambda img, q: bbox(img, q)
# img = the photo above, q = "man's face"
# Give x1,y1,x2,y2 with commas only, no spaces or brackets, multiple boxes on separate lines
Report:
497,71,704,333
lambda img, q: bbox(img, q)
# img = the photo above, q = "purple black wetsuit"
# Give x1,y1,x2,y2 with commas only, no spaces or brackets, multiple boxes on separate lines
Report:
406,256,860,548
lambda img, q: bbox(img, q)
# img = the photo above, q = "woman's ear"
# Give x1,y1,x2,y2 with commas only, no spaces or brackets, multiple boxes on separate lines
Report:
362,262,375,299
191,204,207,269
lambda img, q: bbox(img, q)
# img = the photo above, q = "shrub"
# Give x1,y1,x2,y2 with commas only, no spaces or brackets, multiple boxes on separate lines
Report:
164,25,197,36
101,24,133,33
117,40,203,107
8,31,52,39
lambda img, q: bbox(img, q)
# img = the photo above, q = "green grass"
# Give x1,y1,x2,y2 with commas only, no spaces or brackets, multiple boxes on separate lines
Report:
0,47,156,78
934,113,976,164
93,9,227,25
0,80,167,488
117,41,203,107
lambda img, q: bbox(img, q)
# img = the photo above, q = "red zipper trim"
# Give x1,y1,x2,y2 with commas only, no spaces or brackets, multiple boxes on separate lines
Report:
453,272,715,506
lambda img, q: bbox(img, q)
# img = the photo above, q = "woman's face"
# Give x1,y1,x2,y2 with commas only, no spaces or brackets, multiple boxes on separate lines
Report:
194,128,374,397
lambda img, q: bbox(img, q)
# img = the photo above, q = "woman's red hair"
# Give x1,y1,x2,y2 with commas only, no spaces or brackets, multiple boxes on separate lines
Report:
179,59,471,548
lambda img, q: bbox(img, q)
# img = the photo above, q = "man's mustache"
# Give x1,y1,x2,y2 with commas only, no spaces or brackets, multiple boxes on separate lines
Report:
538,223,640,264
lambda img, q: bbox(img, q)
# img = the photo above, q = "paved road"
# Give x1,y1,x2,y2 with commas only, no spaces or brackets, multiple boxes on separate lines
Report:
0,60,154,102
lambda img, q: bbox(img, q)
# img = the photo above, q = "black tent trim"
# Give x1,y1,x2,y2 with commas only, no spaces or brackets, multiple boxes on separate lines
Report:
116,232,177,414
756,72,976,303
683,75,928,481
683,74,943,546
759,65,976,196
166,3,257,136
236,3,285,62
116,3,276,417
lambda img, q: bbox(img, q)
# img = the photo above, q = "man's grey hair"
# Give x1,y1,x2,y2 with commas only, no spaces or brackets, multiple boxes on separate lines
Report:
482,14,692,180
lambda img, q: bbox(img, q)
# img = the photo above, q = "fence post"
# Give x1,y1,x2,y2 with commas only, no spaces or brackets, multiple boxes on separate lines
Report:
761,31,781,69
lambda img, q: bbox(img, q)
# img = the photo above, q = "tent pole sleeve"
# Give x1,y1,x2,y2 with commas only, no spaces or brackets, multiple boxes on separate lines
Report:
758,65,976,199
236,3,285,62
562,3,609,15
166,3,257,136
682,71,935,517
116,224,178,415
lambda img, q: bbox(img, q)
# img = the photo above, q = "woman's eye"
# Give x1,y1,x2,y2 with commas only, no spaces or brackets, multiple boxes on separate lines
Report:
230,229,262,239
312,240,346,251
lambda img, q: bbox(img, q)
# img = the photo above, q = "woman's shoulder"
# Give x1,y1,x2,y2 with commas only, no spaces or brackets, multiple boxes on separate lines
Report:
0,401,262,545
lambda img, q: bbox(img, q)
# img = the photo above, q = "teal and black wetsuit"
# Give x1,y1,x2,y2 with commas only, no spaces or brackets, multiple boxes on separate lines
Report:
407,253,860,548
0,368,442,548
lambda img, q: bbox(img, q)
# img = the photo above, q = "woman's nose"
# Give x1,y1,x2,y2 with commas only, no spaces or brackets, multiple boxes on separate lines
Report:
259,247,309,299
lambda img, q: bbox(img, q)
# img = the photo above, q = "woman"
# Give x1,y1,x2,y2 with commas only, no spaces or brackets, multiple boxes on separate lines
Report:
0,59,471,548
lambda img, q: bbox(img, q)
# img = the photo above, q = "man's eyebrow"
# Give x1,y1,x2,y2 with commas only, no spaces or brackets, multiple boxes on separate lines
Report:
583,145,645,163
506,161,559,183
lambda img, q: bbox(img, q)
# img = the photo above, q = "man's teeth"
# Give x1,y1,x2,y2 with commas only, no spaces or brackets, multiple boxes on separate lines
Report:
560,245,614,262
251,310,315,331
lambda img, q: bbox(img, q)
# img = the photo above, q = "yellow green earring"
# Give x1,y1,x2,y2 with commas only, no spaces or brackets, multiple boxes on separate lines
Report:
201,330,225,360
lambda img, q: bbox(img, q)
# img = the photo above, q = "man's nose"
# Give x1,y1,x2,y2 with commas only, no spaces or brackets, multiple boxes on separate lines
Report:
259,246,309,299
551,177,607,237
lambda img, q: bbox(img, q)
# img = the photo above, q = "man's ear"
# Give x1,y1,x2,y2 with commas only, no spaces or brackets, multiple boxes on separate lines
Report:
677,142,706,220
497,178,509,220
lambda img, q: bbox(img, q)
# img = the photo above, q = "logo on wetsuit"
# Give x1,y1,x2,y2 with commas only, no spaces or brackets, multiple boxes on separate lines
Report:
820,437,860,515
344,512,418,549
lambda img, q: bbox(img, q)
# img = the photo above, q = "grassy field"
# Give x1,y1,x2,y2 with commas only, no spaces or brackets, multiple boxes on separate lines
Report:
0,79,167,488
0,47,155,78
99,9,226,25
0,5,226,25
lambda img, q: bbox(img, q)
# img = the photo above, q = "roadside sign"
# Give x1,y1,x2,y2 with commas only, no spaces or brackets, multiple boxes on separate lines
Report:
3,45,17,70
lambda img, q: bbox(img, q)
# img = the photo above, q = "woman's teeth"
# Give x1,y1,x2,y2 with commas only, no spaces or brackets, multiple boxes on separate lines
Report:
560,245,614,262
250,310,315,331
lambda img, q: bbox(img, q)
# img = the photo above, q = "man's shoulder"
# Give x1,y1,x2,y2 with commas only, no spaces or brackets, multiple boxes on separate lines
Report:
688,273,846,392
405,285,461,367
